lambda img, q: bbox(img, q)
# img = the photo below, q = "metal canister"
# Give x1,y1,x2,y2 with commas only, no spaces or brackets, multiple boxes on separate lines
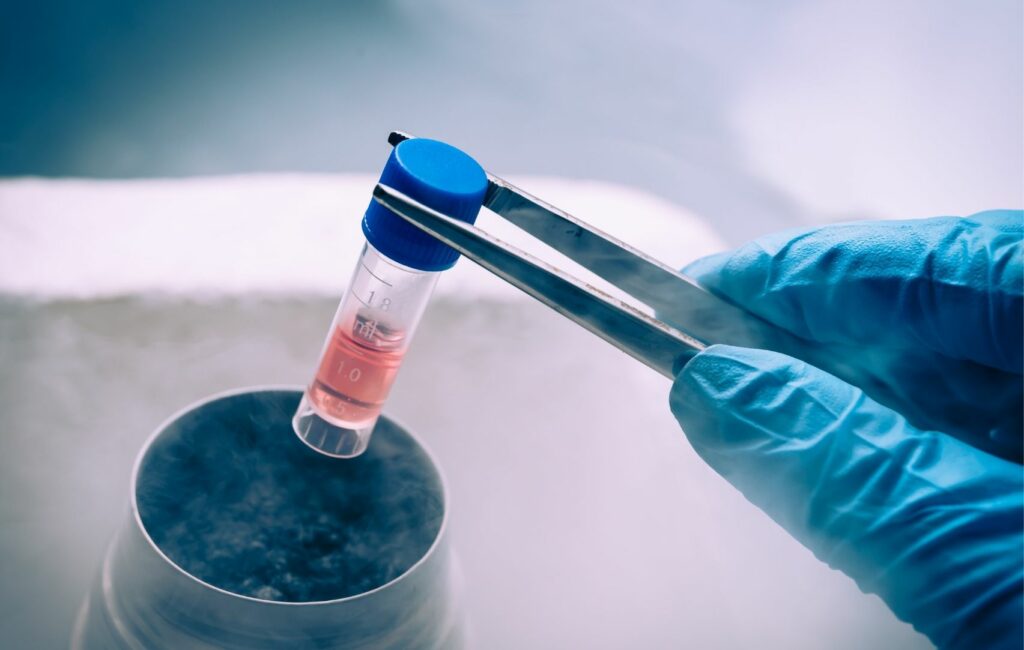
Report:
71,387,463,649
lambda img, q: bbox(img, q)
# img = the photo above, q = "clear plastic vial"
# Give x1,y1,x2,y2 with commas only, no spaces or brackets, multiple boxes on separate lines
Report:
293,244,440,455
293,138,488,458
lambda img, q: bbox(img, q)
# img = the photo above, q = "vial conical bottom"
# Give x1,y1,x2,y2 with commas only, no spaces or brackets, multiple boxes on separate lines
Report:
292,394,374,458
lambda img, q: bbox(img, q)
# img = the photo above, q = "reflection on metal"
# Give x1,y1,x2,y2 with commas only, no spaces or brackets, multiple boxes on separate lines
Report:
383,130,822,378
373,184,701,378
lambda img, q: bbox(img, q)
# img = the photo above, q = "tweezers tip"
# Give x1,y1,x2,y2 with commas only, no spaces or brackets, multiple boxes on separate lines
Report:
387,131,413,147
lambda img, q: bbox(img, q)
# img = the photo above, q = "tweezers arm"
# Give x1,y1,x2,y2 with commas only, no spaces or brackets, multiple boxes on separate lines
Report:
372,184,704,378
387,130,803,358
483,175,812,355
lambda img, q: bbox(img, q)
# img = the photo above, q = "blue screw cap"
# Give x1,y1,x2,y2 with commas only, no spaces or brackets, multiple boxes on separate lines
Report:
362,138,487,271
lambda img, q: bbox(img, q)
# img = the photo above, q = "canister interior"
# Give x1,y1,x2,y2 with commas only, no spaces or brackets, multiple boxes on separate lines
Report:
135,390,445,602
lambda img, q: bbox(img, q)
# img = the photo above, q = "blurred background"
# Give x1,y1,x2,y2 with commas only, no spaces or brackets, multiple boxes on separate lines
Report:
4,0,1021,234
1,1,1021,648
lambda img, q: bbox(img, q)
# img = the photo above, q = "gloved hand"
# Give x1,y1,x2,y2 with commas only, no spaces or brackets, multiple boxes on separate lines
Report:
670,211,1023,649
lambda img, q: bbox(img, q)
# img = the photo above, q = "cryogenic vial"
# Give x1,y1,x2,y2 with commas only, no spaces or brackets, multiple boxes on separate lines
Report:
293,138,488,458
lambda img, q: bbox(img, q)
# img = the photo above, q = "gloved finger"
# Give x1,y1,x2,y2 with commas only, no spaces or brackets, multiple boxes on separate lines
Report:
672,344,1023,649
684,211,1023,375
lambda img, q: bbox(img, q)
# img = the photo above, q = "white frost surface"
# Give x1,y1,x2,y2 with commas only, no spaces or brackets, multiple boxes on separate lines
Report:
0,175,725,300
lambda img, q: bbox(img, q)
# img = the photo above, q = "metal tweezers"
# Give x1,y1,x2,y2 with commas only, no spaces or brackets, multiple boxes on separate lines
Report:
371,131,801,379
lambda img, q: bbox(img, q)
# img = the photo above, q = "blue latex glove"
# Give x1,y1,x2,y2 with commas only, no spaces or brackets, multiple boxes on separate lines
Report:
670,211,1023,649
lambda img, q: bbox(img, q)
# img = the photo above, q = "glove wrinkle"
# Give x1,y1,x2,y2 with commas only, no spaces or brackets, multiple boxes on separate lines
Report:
672,344,1023,649
684,212,1024,461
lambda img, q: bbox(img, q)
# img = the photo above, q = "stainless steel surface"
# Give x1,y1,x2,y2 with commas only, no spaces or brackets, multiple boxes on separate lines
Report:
71,387,463,650
387,130,799,355
480,175,801,350
371,183,703,378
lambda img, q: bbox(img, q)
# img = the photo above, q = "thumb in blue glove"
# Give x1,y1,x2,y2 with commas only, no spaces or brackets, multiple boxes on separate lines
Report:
671,212,1023,649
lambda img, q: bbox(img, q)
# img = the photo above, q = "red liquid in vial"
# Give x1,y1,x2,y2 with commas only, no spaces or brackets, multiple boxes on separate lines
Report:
307,326,405,428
